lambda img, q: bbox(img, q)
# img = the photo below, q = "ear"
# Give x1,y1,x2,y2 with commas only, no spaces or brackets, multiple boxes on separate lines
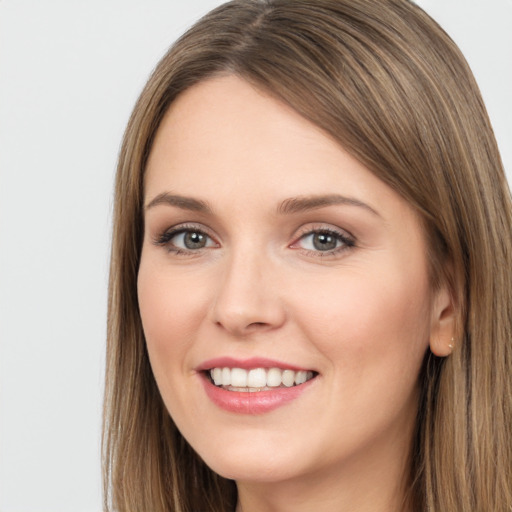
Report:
429,283,456,357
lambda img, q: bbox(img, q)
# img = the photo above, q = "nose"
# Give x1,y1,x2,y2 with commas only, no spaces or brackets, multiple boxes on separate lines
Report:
211,248,286,337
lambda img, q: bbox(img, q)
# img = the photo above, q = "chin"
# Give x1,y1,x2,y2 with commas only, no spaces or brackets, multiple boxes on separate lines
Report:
189,429,318,484
205,455,299,483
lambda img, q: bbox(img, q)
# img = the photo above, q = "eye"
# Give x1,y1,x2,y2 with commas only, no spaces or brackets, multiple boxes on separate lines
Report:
173,230,213,249
292,228,355,254
154,226,218,253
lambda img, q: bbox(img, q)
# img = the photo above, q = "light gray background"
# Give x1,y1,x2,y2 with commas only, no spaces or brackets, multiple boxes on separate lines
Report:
0,1,510,511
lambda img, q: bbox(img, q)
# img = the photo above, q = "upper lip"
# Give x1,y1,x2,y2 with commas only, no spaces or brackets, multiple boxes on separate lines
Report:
196,357,313,372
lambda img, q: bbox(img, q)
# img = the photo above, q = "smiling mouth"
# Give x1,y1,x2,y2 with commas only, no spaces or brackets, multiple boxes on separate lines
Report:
207,367,317,392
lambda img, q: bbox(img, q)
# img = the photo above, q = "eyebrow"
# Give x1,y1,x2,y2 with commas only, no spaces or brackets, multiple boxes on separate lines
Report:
277,194,380,216
144,192,379,217
145,192,213,214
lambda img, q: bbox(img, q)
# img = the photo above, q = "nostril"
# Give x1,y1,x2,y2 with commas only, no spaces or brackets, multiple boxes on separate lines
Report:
244,321,274,333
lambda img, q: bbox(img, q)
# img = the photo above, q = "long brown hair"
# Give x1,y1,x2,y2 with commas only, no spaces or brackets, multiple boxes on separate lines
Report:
103,1,512,510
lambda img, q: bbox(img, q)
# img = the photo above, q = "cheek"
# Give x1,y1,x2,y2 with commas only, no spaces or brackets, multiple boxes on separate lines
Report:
291,265,432,374
136,260,212,426
291,268,432,442
137,261,208,368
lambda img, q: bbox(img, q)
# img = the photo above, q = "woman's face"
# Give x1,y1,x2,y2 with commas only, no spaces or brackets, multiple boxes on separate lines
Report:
138,76,450,490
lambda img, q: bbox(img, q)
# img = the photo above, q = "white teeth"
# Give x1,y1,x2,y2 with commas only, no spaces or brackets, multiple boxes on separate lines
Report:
221,367,231,386
248,368,267,387
295,370,308,385
208,367,315,389
231,368,248,387
267,367,282,387
282,369,295,387
212,367,222,385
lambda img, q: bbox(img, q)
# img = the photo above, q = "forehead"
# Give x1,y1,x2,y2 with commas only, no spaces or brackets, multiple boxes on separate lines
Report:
144,75,414,225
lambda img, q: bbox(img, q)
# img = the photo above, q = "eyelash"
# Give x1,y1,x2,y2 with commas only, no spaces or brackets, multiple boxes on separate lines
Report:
153,224,217,255
153,224,356,257
291,227,355,257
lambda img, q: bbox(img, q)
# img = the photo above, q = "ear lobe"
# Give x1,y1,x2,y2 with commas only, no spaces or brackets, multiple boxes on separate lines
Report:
429,285,456,357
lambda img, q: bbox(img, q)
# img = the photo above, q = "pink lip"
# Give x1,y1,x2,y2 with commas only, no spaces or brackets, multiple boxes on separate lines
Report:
196,357,310,372
196,357,317,414
200,375,315,414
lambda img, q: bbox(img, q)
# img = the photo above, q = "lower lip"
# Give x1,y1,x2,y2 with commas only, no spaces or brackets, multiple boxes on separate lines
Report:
201,374,315,414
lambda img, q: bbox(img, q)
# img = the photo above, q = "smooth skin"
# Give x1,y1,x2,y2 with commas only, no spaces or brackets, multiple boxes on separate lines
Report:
137,75,454,512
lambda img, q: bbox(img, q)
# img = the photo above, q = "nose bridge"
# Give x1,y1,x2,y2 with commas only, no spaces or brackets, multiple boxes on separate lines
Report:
212,240,285,335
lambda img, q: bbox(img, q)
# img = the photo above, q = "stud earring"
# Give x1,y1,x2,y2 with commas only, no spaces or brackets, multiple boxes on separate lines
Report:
448,337,455,351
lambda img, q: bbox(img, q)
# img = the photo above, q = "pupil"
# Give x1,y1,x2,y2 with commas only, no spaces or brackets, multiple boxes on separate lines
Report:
184,232,206,249
313,233,337,251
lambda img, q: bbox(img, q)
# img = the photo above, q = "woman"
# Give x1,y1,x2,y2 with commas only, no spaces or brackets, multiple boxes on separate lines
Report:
103,1,512,511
